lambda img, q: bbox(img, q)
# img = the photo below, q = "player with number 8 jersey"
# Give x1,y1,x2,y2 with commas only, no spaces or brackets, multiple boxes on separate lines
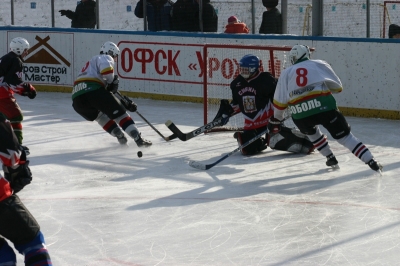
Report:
273,47,342,119
272,45,382,173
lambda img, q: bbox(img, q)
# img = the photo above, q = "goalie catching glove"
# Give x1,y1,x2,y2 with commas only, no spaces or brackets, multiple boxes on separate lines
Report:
268,117,283,134
107,75,119,93
212,99,235,126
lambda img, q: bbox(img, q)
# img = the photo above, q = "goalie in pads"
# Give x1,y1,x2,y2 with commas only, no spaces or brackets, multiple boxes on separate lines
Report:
213,54,314,155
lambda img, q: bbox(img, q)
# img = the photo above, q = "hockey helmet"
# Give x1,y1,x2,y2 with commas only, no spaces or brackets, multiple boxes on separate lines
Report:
289,45,310,65
100,41,120,58
10,37,30,57
239,54,260,79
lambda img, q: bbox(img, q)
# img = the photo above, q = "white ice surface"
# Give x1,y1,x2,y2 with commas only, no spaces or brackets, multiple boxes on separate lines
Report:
10,92,400,265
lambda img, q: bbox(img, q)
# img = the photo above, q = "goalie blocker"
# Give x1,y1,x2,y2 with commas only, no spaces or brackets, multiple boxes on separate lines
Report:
234,126,315,155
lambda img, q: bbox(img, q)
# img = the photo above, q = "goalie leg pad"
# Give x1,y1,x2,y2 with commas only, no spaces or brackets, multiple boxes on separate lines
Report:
234,129,267,155
268,127,314,154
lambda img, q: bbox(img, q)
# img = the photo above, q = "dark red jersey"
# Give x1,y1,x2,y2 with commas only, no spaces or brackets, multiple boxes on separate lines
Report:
0,117,21,201
230,71,277,130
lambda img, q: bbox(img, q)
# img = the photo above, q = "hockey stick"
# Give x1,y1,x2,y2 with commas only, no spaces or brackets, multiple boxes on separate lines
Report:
165,117,228,141
165,119,222,141
188,127,269,170
135,110,177,141
114,91,177,141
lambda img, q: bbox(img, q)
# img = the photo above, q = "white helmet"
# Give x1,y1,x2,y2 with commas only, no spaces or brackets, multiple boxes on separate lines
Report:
100,41,120,57
10,37,30,56
289,45,310,65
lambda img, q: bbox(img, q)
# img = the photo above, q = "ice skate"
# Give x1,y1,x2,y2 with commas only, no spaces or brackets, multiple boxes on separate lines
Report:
130,130,152,147
326,154,339,169
111,127,128,145
367,159,383,176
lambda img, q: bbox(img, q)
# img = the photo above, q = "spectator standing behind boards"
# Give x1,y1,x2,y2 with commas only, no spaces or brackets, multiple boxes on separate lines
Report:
59,0,96,29
389,24,400,39
195,0,218,32
259,0,282,34
171,0,199,32
135,0,174,31
224,16,249,34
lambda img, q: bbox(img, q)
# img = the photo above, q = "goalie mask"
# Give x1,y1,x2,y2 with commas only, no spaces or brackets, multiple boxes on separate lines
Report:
100,41,120,58
10,37,30,58
289,45,310,65
239,54,260,79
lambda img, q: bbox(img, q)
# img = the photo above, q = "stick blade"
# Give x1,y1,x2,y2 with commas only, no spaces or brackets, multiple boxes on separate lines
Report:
188,160,208,170
164,133,177,141
165,120,187,141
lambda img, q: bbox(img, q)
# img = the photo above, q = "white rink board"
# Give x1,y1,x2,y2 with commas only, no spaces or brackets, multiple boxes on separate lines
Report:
0,27,399,114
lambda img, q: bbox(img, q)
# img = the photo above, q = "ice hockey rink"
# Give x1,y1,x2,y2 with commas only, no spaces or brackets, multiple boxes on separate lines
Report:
10,92,400,265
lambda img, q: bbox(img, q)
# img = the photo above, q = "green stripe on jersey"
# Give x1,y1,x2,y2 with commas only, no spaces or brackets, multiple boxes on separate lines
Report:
72,82,103,99
289,94,337,119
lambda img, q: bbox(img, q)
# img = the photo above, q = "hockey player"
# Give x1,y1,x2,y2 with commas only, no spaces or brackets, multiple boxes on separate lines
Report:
72,41,152,147
0,114,52,265
213,54,314,155
270,44,382,172
0,37,37,154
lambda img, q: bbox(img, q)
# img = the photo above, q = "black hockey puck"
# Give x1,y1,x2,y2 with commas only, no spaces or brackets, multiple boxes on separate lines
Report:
137,151,143,158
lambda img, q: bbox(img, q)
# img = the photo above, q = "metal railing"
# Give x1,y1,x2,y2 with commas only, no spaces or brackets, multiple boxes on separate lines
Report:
2,0,400,38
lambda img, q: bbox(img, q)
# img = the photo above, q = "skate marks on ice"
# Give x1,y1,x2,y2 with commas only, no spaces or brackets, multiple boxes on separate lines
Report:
13,93,400,265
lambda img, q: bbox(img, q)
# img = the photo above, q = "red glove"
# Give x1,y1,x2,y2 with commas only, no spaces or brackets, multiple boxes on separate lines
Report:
22,83,37,99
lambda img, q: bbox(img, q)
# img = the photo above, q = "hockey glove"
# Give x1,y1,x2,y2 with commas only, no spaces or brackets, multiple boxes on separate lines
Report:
107,75,119,93
268,117,283,134
22,83,37,99
121,96,138,112
3,160,33,194
213,99,234,126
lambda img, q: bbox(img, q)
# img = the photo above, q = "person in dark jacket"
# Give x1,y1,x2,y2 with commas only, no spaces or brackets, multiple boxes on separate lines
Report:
59,0,96,29
259,0,282,34
135,0,174,31
170,0,199,32
388,24,400,39
195,0,218,32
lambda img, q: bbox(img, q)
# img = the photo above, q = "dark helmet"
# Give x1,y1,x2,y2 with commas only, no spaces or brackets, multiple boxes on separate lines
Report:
239,54,260,78
262,0,278,8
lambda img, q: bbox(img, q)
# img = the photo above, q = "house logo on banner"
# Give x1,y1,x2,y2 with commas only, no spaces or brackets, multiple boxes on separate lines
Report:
11,33,73,85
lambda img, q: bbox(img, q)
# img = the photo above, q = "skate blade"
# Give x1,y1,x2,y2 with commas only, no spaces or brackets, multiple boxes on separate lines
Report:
330,164,340,170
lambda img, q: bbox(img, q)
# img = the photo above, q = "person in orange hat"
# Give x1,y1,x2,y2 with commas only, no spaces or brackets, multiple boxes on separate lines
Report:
224,16,250,34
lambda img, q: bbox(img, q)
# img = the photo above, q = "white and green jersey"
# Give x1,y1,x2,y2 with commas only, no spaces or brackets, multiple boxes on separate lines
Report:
273,59,343,120
72,54,115,99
